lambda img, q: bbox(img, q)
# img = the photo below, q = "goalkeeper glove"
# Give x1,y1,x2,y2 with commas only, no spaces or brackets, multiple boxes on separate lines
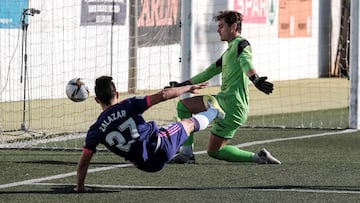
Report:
164,80,192,89
249,74,273,94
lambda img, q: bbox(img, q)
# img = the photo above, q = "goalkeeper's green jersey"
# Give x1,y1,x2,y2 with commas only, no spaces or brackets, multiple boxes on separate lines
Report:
191,36,253,117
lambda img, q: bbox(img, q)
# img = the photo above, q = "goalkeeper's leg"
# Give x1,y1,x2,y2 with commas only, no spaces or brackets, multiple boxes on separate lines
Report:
207,113,281,164
207,121,256,162
207,144,281,164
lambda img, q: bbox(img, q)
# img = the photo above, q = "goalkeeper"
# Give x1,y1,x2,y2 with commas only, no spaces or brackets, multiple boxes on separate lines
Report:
168,10,281,164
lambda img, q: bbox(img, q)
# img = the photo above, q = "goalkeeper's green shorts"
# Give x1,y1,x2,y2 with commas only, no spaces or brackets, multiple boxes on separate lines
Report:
210,95,248,139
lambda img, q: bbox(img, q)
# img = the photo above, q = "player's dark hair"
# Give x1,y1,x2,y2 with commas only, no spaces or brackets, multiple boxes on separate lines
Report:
95,76,116,105
214,10,243,33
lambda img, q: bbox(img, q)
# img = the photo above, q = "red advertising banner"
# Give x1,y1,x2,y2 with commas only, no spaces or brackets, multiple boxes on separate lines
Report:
233,0,268,24
278,0,312,38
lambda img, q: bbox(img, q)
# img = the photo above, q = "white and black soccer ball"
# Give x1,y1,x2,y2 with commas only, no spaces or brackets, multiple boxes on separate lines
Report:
65,78,90,102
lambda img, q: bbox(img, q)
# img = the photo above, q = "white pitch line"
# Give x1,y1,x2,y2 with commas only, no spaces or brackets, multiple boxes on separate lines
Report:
236,129,357,147
0,129,357,190
0,133,86,148
194,129,357,154
0,163,133,189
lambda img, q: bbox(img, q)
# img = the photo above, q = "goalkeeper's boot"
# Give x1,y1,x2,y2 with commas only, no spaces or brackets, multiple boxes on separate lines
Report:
258,148,281,164
203,95,225,119
168,153,195,164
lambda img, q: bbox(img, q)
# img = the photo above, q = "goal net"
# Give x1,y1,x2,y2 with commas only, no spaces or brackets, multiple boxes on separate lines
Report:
0,0,352,150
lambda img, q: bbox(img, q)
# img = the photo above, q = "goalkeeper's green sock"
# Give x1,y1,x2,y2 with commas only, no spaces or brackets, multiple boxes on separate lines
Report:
177,101,194,155
208,145,255,162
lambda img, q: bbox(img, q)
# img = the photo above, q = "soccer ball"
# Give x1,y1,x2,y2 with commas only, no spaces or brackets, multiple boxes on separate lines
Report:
65,78,90,102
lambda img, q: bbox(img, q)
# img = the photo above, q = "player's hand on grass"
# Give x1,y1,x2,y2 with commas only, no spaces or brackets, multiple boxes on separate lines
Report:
73,185,93,193
249,74,273,94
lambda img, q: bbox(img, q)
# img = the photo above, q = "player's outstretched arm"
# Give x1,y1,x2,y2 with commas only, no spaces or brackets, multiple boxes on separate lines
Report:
150,82,208,106
74,150,93,192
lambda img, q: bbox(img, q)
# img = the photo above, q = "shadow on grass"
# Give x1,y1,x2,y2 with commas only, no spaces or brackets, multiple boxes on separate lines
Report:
111,185,360,192
15,160,129,165
0,185,119,194
1,185,359,194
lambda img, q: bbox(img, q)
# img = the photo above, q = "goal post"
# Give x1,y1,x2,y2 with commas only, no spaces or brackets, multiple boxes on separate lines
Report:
179,0,192,99
349,0,360,129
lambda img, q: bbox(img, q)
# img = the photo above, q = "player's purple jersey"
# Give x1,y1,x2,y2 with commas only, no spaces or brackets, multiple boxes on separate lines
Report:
84,96,160,165
84,95,190,172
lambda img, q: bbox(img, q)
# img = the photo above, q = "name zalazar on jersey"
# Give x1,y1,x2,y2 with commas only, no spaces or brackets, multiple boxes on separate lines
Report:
99,109,127,132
